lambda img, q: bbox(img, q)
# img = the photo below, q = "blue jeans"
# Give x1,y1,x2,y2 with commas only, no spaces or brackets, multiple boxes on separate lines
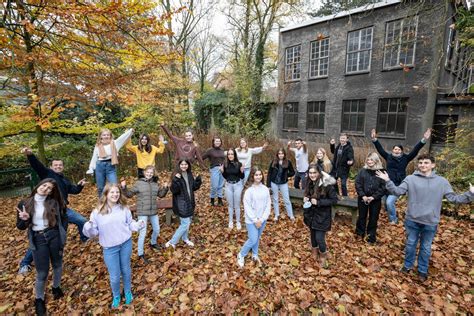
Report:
225,182,243,223
20,208,87,268
404,219,438,275
270,182,294,219
137,215,160,256
170,217,192,245
239,221,267,258
103,238,133,298
95,160,118,197
67,208,88,242
385,195,398,223
294,171,307,189
242,168,251,185
209,166,224,198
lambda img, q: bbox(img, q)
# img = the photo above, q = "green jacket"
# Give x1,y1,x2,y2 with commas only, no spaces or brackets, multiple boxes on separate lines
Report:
123,178,169,216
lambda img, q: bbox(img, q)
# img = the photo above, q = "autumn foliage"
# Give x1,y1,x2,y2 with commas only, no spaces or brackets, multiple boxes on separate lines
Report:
0,173,472,314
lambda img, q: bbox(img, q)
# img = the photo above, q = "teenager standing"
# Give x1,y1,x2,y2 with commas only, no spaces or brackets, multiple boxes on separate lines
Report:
303,165,337,267
126,133,166,178
329,134,354,197
235,138,268,184
312,147,333,174
202,137,225,206
267,148,295,221
160,125,205,168
288,138,309,189
16,179,67,316
237,167,271,268
220,148,245,229
83,184,145,308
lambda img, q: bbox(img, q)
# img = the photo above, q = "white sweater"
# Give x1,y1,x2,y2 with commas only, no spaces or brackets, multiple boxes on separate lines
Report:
32,194,48,231
236,147,263,169
87,129,133,174
243,183,271,224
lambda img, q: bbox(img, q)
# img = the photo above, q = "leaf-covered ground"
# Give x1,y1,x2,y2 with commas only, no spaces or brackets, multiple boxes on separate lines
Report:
0,174,472,314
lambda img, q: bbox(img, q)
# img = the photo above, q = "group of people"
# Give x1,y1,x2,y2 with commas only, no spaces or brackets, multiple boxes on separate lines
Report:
15,126,473,315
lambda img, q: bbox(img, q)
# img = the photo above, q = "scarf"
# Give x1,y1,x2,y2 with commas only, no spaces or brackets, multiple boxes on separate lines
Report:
98,141,119,165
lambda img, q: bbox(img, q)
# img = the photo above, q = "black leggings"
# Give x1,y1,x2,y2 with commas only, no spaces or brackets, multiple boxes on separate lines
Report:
310,229,327,253
356,199,381,243
32,228,63,299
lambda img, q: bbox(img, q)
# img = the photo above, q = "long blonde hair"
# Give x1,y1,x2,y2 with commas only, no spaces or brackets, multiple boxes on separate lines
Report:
312,147,332,173
364,152,384,170
96,128,118,165
237,138,248,153
97,183,128,215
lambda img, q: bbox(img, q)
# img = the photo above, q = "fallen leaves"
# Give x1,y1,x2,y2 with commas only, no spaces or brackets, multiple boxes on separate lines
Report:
0,176,472,313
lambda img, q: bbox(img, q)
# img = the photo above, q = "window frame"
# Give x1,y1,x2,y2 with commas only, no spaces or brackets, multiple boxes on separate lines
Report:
284,45,302,82
309,38,330,79
282,102,299,130
376,98,408,137
341,99,366,134
383,16,418,70
306,101,326,132
345,26,374,74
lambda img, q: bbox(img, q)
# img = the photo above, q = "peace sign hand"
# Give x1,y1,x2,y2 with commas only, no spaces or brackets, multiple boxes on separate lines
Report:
17,206,30,221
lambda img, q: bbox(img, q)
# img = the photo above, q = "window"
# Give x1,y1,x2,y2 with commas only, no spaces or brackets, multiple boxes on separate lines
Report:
342,99,365,133
383,16,418,69
283,102,298,129
445,27,456,70
309,38,330,78
306,101,325,130
376,98,408,136
346,27,373,73
431,115,458,144
285,45,301,81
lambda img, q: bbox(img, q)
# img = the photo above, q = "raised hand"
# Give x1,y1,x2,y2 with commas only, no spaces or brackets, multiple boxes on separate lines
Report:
287,140,292,146
303,197,309,202
371,129,377,140
423,128,432,140
17,206,29,221
262,142,269,149
159,134,165,143
347,160,353,166
21,147,33,155
311,198,318,205
175,173,181,179
329,139,336,145
376,170,390,182
78,178,88,186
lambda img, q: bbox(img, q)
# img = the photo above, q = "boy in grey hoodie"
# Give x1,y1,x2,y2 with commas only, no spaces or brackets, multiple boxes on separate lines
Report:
376,153,473,281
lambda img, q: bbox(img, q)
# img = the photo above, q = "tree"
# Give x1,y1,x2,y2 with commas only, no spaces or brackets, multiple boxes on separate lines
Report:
0,1,174,161
309,0,377,16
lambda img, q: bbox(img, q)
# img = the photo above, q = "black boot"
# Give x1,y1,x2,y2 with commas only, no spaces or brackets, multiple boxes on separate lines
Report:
35,298,46,316
139,255,149,264
52,286,64,300
210,198,215,206
217,197,224,206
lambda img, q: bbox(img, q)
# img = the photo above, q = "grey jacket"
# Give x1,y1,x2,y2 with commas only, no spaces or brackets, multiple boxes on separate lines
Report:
123,178,169,216
386,171,473,225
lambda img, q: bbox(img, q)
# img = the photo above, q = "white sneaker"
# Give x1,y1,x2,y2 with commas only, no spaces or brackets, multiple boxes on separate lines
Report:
236,222,242,230
289,216,296,222
18,265,32,275
165,241,175,249
237,253,245,268
228,221,234,229
183,239,194,247
273,216,279,222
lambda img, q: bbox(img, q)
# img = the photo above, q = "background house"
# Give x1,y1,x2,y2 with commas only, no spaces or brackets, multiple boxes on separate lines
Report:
275,0,473,152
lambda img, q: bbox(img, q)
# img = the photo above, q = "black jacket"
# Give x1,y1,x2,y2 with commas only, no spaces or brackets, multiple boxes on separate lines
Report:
27,154,83,204
330,142,354,177
267,160,295,187
372,139,425,186
355,168,386,200
170,173,202,218
303,176,338,231
222,161,244,183
16,200,68,250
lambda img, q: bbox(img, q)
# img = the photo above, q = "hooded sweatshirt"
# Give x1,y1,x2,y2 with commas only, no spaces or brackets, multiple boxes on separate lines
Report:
386,171,473,225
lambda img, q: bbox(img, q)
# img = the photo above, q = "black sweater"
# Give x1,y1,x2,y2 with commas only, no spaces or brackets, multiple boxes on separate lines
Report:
330,142,354,177
222,162,244,183
355,168,386,200
170,173,202,218
267,160,295,187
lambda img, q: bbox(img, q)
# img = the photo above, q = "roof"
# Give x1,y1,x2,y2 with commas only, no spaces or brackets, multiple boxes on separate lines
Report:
280,0,402,33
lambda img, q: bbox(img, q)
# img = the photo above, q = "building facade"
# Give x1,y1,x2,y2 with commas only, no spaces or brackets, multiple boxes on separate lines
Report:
276,0,472,151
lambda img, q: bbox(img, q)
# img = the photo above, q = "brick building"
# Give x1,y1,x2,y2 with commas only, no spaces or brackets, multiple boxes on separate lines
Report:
275,0,472,152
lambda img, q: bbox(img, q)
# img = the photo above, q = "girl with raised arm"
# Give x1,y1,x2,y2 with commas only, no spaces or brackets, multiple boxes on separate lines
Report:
126,133,166,178
86,128,133,197
235,138,268,184
16,178,67,316
160,124,206,168
83,184,145,308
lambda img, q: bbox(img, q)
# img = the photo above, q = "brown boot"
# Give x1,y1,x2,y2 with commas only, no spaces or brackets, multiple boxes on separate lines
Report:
312,247,319,261
319,251,328,268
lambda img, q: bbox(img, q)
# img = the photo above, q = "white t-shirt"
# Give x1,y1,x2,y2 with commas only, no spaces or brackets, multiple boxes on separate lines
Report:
290,147,309,172
32,194,48,231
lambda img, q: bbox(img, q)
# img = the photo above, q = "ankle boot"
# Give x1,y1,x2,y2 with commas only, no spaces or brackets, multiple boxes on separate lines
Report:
319,251,328,268
35,298,46,316
210,198,215,206
217,197,224,206
312,247,319,260
52,286,64,299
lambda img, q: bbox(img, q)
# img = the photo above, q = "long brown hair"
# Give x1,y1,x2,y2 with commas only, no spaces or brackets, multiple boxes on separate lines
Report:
304,164,324,199
97,183,128,215
138,133,152,153
224,148,240,168
23,178,66,227
248,166,264,185
271,148,289,168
